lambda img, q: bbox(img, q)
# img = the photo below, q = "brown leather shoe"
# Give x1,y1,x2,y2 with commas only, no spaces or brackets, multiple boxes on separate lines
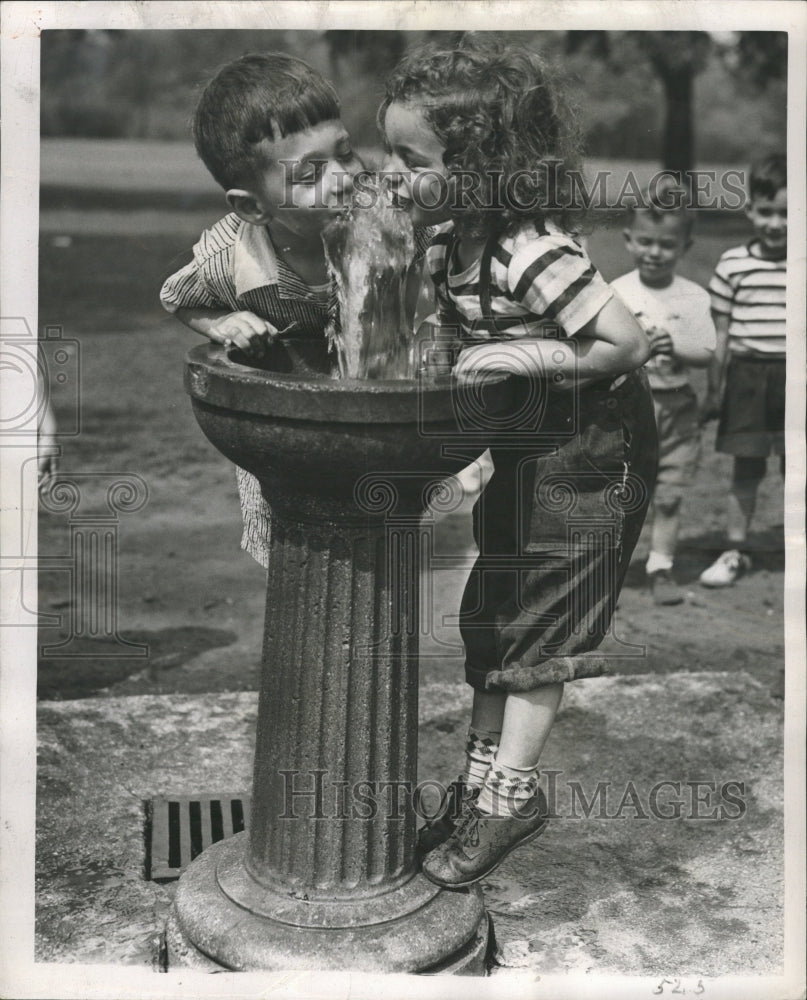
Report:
417,779,479,855
421,788,549,888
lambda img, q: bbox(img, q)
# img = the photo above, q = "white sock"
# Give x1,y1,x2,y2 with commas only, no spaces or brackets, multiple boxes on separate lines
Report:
462,726,500,788
477,756,538,817
646,550,674,575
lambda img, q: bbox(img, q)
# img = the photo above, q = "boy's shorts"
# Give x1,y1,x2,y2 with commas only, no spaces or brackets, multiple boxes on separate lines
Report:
651,385,701,504
460,370,658,693
717,354,785,457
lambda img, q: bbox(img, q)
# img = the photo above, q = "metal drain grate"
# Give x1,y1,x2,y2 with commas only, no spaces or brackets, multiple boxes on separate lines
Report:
146,793,251,881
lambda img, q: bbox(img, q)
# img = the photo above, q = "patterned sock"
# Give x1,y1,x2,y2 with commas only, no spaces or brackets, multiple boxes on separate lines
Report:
461,726,500,789
477,757,539,817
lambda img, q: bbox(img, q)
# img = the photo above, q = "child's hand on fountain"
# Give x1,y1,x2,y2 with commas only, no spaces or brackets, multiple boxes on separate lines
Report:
174,306,280,362
211,311,281,361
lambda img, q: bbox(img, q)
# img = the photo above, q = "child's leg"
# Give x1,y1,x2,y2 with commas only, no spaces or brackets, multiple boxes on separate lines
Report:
647,496,681,570
494,685,563,768
700,455,766,587
417,689,505,854
421,683,561,887
727,456,767,545
471,689,506,731
646,495,685,605
478,684,563,815
462,689,506,787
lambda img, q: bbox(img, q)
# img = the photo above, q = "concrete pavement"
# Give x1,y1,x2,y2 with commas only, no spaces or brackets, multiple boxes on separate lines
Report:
35,669,784,976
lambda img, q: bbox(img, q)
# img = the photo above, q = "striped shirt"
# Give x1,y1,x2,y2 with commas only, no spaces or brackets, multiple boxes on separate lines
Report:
708,242,786,356
161,213,433,326
161,213,433,568
426,220,613,341
160,213,336,332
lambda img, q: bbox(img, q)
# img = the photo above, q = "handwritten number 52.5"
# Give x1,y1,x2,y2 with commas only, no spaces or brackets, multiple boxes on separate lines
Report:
653,979,705,994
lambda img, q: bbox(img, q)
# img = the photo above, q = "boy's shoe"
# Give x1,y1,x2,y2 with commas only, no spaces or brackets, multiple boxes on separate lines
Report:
699,550,752,588
648,568,684,606
421,788,549,889
417,779,479,855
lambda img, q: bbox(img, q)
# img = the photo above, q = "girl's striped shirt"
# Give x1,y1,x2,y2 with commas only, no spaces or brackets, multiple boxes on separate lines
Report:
708,242,786,356
426,220,613,341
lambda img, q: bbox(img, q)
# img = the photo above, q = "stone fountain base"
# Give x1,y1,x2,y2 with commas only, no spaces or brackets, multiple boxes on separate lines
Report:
165,833,488,973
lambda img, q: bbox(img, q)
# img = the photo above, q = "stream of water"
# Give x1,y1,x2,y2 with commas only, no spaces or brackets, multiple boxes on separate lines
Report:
322,179,417,380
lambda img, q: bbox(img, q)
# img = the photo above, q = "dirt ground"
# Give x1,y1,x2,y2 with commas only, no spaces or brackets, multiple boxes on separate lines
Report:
37,210,785,702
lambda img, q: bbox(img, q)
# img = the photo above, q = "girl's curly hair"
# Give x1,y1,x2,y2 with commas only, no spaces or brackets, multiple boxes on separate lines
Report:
379,34,585,239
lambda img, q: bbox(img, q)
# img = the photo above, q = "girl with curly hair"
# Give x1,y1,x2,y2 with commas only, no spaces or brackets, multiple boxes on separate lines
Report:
379,34,658,887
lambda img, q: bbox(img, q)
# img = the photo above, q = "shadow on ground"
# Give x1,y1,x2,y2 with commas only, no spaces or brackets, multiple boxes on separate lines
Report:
37,627,237,699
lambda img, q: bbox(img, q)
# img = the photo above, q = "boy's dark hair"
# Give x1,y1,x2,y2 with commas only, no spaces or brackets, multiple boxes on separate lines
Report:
379,33,583,238
193,52,341,190
625,183,694,240
749,153,786,201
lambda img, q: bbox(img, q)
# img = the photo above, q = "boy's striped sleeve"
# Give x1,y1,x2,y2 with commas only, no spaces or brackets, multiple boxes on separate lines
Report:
413,225,436,261
508,238,612,336
160,258,220,313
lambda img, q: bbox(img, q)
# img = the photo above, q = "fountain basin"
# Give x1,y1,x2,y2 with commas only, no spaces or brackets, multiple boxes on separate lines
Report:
185,343,512,516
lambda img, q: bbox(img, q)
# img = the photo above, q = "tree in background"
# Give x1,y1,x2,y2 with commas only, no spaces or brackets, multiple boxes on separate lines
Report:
565,30,787,175
41,28,787,168
324,30,406,77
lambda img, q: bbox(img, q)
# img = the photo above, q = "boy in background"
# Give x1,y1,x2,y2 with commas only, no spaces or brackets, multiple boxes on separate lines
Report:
612,188,715,605
699,154,787,587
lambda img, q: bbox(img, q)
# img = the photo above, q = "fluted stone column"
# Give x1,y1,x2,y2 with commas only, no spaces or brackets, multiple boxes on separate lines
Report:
247,516,420,897
168,345,501,973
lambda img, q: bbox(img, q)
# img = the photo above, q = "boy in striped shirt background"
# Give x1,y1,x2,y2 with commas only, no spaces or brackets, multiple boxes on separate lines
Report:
700,154,787,587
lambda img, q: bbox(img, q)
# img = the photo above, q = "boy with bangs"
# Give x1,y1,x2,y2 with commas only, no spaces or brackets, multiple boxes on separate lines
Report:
161,52,362,361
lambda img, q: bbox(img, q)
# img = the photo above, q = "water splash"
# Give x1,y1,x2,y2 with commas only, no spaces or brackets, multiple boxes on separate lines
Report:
322,179,417,380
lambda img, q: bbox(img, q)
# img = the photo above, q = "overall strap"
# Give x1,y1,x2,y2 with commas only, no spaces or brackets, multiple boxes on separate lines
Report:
478,233,498,322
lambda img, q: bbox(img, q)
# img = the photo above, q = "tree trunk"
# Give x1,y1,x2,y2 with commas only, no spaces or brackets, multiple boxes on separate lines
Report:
660,68,694,177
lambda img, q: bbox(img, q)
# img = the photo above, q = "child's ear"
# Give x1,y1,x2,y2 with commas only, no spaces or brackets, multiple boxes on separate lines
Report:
622,228,633,247
226,189,272,225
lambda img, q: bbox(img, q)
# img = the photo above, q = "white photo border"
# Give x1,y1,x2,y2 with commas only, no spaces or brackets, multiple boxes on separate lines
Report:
1,2,804,998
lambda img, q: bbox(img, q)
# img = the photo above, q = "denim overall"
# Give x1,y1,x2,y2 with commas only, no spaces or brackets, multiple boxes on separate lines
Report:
455,233,660,692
